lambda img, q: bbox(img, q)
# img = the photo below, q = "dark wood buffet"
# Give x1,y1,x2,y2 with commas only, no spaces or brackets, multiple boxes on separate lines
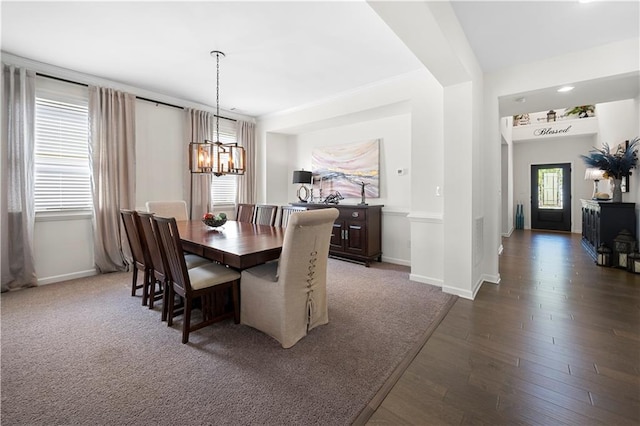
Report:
292,203,382,266
581,199,636,261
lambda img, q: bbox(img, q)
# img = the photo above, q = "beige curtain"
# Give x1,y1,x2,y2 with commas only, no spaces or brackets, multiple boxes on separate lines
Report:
237,120,256,204
185,108,213,220
89,86,136,273
1,64,37,291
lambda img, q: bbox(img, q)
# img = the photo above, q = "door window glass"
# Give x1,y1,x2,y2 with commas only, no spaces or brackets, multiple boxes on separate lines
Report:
538,168,563,209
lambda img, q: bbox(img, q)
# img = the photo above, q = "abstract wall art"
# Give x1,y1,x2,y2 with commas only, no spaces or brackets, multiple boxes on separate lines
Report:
312,139,380,198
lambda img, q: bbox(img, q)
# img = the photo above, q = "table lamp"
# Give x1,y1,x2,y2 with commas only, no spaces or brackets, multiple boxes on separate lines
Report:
584,168,605,199
292,170,312,202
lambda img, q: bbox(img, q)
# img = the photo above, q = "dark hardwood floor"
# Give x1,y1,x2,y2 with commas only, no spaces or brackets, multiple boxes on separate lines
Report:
367,230,640,425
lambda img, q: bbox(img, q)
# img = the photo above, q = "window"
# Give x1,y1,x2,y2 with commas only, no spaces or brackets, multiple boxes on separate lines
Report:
537,167,563,209
34,78,90,213
210,118,239,206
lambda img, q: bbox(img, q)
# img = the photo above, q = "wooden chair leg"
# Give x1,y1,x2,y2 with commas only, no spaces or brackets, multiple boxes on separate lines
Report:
131,268,139,296
167,286,175,327
148,280,155,309
141,269,150,306
232,280,240,324
161,280,170,322
182,298,192,344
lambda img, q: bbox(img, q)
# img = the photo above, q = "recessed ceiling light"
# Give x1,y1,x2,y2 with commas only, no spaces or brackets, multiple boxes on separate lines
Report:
557,86,575,93
515,97,526,103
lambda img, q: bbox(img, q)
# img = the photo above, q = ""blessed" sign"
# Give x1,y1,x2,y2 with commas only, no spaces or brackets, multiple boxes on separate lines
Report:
533,125,572,136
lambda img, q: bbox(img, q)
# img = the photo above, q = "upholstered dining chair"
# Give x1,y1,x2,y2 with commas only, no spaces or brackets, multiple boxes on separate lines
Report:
153,215,241,344
145,200,189,221
253,204,278,226
235,203,255,223
240,208,339,348
278,205,307,228
137,212,210,319
120,209,153,306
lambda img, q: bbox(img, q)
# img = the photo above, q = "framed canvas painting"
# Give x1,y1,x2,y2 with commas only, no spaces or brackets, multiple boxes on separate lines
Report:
312,139,380,198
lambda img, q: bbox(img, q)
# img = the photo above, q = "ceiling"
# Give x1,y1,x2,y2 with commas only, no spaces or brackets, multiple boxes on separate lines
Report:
1,1,639,118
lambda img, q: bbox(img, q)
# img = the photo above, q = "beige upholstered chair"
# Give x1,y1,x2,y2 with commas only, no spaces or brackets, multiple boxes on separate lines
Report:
153,215,241,344
253,204,278,226
145,200,189,221
278,205,307,227
235,203,255,223
240,208,339,348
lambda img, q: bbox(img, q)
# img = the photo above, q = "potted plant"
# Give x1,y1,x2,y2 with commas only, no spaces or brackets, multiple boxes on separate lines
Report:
565,105,595,118
581,137,639,202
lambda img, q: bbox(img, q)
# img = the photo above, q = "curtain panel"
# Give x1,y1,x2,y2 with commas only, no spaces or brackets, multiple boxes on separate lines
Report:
237,120,256,204
89,86,136,273
1,64,37,291
185,108,213,219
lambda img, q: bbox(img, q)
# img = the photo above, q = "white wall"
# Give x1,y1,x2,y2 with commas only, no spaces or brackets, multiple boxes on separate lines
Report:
6,53,254,285
291,113,413,265
369,1,489,299
33,215,95,285
292,114,411,208
505,98,639,237
596,98,640,236
487,38,640,253
258,70,442,270
135,100,187,210
265,132,295,206
596,98,640,195
34,100,189,284
512,135,596,233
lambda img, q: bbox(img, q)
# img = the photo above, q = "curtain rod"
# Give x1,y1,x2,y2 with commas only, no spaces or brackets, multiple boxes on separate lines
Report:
36,72,237,122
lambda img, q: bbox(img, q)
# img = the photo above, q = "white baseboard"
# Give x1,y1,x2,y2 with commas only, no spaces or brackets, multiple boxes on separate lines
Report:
502,226,514,237
482,273,500,284
409,273,443,288
441,273,500,300
37,269,98,286
381,256,410,267
441,284,474,300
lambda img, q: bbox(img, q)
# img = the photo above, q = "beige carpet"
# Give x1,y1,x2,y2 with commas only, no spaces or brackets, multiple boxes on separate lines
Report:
1,259,455,425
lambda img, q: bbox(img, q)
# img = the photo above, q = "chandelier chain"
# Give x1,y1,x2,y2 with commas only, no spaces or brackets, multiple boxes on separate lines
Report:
216,51,220,142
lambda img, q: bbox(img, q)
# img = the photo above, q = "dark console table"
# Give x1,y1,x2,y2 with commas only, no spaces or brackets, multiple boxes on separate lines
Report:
581,200,636,261
292,203,383,266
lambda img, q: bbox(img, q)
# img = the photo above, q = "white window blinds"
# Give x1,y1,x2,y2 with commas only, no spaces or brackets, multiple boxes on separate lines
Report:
210,118,238,206
34,80,91,212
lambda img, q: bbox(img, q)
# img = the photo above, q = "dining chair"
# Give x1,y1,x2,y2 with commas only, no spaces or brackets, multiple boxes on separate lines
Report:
120,209,153,306
145,200,189,221
253,204,278,226
278,205,307,228
235,203,255,223
137,212,210,318
153,215,241,344
240,208,339,348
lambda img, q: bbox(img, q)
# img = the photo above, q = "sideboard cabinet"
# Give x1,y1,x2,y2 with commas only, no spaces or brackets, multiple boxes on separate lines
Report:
581,200,636,261
292,203,383,266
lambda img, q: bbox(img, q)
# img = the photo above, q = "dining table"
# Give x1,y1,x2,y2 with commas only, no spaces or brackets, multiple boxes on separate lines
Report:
176,220,285,270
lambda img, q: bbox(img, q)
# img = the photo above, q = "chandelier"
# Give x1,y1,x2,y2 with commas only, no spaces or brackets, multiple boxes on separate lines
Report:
189,50,246,176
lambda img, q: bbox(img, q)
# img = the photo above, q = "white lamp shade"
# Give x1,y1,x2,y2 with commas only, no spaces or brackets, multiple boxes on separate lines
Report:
584,168,605,181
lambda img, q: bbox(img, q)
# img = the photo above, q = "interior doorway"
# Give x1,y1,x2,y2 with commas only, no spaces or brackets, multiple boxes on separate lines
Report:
530,163,571,232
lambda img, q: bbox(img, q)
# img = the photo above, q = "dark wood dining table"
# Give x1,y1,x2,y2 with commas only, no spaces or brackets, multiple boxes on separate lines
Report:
176,220,285,270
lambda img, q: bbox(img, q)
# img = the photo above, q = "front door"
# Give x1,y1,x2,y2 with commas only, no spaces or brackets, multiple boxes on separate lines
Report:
531,163,571,232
